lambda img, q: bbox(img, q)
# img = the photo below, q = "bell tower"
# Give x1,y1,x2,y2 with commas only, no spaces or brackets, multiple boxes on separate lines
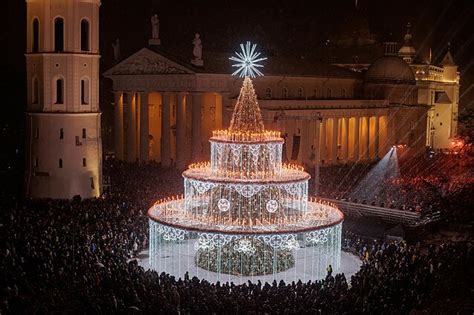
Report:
25,0,102,199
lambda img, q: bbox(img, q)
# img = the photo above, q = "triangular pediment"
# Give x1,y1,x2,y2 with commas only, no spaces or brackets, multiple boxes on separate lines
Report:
104,48,194,76
440,51,455,66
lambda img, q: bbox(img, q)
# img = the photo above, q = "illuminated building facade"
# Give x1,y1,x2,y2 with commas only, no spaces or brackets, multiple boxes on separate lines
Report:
25,0,102,198
333,23,460,150
105,45,427,168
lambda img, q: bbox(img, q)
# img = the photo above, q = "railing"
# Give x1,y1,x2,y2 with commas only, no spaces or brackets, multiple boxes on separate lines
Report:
319,198,426,226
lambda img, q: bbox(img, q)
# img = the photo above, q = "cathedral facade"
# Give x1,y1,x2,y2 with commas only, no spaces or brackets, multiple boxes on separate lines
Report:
105,43,428,169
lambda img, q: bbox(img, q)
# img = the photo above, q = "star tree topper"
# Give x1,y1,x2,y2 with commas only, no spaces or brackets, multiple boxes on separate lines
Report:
229,41,267,78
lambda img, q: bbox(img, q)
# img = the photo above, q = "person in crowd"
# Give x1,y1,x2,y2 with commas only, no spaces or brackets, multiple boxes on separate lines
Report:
1,158,472,314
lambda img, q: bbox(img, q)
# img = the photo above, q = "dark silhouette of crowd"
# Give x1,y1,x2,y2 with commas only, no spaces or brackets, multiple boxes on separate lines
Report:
318,150,474,217
2,160,472,313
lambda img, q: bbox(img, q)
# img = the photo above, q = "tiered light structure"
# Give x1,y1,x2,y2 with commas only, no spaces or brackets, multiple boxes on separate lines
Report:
148,43,343,282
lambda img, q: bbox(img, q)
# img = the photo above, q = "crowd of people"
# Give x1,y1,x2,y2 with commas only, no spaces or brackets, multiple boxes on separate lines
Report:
1,159,472,313
317,151,474,216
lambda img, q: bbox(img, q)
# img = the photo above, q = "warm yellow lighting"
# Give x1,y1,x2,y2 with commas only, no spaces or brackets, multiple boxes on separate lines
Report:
211,129,281,142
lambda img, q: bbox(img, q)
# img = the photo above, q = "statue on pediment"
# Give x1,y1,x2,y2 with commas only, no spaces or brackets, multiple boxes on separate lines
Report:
151,14,159,39
112,38,120,62
191,33,203,66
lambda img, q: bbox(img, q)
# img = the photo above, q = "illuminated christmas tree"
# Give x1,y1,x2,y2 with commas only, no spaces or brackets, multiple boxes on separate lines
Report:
229,77,265,134
148,42,343,280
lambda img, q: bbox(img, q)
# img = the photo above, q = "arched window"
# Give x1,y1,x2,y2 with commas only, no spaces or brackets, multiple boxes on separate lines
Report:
341,89,346,98
265,87,272,99
54,17,64,52
59,158,63,168
282,87,288,99
81,78,90,105
32,77,39,104
327,88,332,98
32,18,39,53
80,19,90,51
55,78,64,104
297,87,304,98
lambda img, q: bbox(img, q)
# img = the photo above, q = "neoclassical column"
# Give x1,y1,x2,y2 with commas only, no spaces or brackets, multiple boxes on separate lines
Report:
221,92,232,129
320,118,327,164
114,91,124,160
161,92,171,167
374,115,380,158
125,92,137,162
139,92,149,163
364,116,370,160
342,117,349,161
301,119,311,165
191,92,203,160
176,92,187,169
353,116,360,161
331,117,339,163
313,116,321,194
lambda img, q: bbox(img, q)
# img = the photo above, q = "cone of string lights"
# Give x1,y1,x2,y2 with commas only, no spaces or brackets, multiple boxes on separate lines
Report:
148,42,344,282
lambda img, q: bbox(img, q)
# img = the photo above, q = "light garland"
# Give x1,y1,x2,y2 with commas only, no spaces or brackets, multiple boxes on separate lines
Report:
149,58,342,280
211,130,282,142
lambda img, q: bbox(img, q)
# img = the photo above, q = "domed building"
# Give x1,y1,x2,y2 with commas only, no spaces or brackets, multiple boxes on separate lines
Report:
328,22,460,150
104,20,433,178
365,55,416,84
364,55,426,152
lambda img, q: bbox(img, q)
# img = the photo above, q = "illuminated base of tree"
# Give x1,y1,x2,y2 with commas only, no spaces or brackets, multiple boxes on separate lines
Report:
195,239,295,276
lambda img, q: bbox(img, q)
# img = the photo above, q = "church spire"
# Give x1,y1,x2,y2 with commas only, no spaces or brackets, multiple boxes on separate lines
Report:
398,22,416,64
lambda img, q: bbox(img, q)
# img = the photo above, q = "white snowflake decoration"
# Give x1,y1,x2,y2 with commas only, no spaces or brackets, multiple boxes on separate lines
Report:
234,239,256,255
217,198,231,212
281,237,300,251
229,41,267,78
266,200,279,213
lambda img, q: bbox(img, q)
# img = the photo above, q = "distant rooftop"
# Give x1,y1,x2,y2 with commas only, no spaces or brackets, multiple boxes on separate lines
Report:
146,45,361,79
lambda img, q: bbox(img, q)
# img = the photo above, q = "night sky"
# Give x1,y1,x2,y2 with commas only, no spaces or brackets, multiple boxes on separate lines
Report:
2,0,474,191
